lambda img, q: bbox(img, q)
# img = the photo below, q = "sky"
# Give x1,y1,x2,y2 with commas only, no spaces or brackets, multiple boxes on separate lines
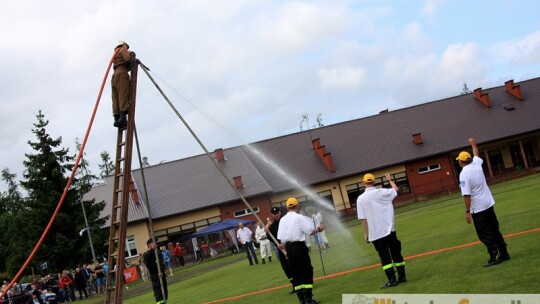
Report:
1,0,539,192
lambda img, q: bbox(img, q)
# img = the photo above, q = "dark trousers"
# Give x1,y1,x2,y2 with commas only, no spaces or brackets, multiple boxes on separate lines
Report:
195,250,203,263
111,70,130,115
243,241,258,265
372,231,404,270
150,275,168,303
175,255,185,266
275,243,292,282
285,242,313,292
472,206,506,253
77,287,88,299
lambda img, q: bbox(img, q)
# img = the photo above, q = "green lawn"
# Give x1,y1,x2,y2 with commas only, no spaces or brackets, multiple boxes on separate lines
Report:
82,174,540,304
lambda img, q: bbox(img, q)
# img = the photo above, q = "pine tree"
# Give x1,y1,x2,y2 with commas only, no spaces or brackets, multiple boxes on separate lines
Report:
99,151,115,178
0,168,22,272
5,111,105,275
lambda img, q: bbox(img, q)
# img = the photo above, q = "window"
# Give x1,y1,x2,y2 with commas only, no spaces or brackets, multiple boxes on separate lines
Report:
234,206,260,218
418,164,441,174
124,235,138,258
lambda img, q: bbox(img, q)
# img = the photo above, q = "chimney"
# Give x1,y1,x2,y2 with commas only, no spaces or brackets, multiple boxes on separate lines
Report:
316,145,327,158
311,138,336,173
412,133,423,145
233,176,244,188
474,88,492,108
323,153,335,172
129,179,140,204
312,138,321,150
505,80,524,101
214,148,225,161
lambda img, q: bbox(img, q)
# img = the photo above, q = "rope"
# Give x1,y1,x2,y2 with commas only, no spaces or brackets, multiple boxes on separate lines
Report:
133,123,167,301
0,47,121,300
138,61,283,249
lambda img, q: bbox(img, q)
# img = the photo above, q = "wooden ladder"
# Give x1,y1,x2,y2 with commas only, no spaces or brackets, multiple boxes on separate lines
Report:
104,54,139,304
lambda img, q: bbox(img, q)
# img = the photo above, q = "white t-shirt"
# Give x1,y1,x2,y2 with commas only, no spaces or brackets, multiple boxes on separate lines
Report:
255,225,268,242
357,187,398,242
236,227,252,244
459,156,495,213
277,211,313,243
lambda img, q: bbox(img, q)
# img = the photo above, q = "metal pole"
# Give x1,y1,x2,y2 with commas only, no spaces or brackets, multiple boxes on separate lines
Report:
312,216,326,276
80,196,97,263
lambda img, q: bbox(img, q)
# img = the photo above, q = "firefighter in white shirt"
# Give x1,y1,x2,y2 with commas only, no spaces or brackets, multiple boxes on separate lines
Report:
236,223,259,265
255,222,272,264
457,138,510,267
278,198,324,304
357,173,406,289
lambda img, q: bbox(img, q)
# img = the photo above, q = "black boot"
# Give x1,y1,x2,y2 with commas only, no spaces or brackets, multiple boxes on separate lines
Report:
268,256,272,262
381,269,398,289
396,265,407,283
497,243,510,262
483,249,501,267
117,111,128,128
296,289,305,304
303,289,320,304
262,258,265,264
113,114,120,127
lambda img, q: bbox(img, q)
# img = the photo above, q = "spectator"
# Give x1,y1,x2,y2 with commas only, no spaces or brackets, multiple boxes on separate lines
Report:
192,238,203,264
74,267,88,300
59,272,73,302
94,262,105,294
138,253,149,283
236,222,259,266
161,246,174,276
173,242,185,267
255,222,272,264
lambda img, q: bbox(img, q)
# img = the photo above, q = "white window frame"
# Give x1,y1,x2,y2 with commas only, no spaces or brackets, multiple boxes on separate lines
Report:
418,164,442,174
125,235,138,258
233,206,260,218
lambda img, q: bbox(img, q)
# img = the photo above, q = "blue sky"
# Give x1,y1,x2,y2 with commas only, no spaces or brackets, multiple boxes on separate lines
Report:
0,0,539,191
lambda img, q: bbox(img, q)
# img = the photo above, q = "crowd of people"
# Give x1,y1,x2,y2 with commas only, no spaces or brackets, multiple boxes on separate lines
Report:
1,262,115,304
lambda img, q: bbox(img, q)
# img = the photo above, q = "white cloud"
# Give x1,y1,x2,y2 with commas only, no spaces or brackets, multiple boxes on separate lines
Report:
490,30,540,65
318,67,367,90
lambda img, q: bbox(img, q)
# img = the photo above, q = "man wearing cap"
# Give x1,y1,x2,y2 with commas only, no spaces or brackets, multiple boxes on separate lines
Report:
236,222,259,265
457,138,509,267
277,198,324,304
111,41,132,128
357,173,406,289
143,239,168,304
267,207,295,294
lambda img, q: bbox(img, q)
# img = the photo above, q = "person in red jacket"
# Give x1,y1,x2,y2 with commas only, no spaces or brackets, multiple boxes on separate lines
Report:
59,272,73,302
173,242,185,267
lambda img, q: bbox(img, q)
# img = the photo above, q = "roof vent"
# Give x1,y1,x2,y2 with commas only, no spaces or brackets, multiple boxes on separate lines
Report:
233,176,244,188
503,104,515,111
214,148,225,161
412,133,423,145
474,88,492,108
505,80,524,101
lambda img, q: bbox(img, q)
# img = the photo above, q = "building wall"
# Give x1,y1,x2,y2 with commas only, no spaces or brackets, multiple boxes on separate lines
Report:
153,207,221,231
219,196,273,223
405,155,458,196
270,181,343,209
125,221,150,263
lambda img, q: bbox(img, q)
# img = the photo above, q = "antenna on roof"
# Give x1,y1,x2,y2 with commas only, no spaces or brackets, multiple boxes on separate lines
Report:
461,82,472,95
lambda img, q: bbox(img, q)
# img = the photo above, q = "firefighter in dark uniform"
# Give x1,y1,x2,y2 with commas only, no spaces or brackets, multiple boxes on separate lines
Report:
111,40,132,128
266,206,295,294
143,239,168,304
277,198,324,304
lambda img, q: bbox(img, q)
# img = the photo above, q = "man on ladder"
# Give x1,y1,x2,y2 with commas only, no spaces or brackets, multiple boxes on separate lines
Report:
111,41,132,128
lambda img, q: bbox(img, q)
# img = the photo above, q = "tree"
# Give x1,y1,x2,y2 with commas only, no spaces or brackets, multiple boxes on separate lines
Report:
0,168,22,273
4,111,105,275
99,151,115,178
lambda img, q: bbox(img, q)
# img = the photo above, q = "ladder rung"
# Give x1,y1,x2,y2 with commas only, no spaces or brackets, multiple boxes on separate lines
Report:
109,269,117,274
115,189,123,193
114,204,122,209
111,236,120,241
110,252,119,257
118,142,126,147
116,172,124,177
118,157,125,162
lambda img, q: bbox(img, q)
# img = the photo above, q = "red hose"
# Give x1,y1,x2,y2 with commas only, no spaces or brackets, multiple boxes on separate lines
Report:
0,47,121,300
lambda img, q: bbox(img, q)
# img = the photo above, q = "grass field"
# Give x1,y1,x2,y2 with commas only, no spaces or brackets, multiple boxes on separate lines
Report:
80,174,540,304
